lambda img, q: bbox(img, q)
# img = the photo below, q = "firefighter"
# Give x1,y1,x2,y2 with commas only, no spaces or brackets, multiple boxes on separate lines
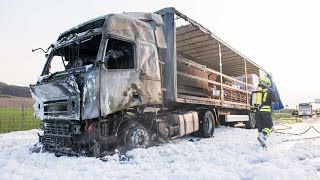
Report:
251,76,278,148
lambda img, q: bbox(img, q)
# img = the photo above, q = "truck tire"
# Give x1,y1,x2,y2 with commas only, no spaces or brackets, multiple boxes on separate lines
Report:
119,122,150,150
198,110,215,138
245,112,256,129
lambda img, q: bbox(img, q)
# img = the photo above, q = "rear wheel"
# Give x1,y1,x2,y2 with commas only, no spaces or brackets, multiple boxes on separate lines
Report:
245,112,256,129
197,110,215,138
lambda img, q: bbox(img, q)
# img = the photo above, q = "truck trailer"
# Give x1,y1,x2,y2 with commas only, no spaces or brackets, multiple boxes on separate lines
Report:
31,7,276,156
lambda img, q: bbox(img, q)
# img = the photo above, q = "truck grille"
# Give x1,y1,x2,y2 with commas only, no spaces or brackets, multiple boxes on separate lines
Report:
44,100,68,115
43,121,73,150
44,121,71,136
44,100,69,116
43,97,78,119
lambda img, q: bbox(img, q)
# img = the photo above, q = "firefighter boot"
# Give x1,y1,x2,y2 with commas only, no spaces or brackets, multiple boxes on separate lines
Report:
257,133,267,148
257,128,271,148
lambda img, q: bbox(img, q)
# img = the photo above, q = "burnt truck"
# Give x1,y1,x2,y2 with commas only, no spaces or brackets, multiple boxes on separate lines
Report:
31,7,274,156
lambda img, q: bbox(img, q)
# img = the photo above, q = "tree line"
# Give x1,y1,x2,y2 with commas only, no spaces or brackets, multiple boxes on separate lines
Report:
0,82,31,98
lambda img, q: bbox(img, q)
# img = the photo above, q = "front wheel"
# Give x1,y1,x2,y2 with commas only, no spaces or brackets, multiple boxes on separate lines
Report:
119,122,150,150
197,110,215,138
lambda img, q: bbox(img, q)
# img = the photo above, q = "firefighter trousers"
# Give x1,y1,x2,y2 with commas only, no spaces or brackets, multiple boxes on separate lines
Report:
255,111,273,133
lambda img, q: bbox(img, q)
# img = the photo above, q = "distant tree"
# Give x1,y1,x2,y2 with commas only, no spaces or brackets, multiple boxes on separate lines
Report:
0,82,31,98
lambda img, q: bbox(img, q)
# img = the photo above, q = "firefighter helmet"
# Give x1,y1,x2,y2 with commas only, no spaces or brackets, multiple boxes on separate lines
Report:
259,76,271,87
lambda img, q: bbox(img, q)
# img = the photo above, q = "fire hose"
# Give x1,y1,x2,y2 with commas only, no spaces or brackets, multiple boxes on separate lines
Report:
273,122,320,142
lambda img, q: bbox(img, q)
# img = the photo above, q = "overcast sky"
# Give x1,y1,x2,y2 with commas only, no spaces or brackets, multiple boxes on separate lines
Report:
0,0,319,108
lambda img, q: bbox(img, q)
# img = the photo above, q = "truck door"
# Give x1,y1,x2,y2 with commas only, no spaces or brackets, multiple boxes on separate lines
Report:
99,38,161,116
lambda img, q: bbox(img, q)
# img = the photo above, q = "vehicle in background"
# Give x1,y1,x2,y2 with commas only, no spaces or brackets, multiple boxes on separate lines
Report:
298,103,316,117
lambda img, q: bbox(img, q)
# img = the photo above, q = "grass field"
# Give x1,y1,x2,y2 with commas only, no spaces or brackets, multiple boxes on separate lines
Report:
272,113,292,120
0,107,40,133
272,112,303,123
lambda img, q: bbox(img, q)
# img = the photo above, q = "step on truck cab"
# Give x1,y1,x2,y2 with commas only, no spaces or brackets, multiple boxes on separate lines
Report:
31,7,277,156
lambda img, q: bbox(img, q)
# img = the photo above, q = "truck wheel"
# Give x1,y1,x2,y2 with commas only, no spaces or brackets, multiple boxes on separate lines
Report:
126,126,149,149
119,122,150,150
245,112,256,129
198,110,215,138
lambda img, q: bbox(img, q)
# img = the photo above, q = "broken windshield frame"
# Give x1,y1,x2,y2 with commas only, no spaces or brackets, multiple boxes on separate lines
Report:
41,33,103,76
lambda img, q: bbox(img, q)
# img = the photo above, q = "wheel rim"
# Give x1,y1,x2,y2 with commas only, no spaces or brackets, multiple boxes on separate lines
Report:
138,135,145,145
129,128,149,148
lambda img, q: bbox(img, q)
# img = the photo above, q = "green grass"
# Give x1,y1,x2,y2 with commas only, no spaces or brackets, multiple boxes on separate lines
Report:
272,112,303,123
272,113,292,120
0,107,40,133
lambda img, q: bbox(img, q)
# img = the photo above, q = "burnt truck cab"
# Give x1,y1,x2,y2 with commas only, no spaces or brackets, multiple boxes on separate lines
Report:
31,13,167,156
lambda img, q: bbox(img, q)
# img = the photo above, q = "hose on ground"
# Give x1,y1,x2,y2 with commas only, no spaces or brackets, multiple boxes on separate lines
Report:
272,122,320,142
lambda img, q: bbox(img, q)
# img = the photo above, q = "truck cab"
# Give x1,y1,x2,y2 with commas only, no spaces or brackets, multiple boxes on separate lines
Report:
31,13,168,156
32,13,165,121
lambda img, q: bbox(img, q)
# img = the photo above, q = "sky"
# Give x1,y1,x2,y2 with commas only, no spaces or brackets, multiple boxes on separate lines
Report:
1,122,320,179
0,0,319,108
